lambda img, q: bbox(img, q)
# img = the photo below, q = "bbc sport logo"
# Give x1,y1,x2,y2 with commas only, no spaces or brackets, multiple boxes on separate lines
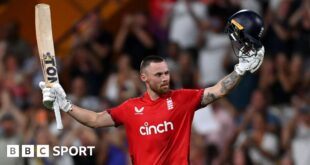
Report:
7,145,95,157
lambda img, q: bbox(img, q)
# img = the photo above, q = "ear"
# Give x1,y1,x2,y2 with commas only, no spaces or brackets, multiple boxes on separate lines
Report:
140,73,147,82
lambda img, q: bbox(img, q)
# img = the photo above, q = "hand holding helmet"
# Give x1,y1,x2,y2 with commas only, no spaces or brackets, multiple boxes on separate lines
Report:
234,46,265,75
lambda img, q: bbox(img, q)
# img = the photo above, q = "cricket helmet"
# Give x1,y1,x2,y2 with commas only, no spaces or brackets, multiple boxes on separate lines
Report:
225,9,264,57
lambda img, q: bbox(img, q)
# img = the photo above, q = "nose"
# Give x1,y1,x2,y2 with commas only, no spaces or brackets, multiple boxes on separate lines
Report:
162,74,169,83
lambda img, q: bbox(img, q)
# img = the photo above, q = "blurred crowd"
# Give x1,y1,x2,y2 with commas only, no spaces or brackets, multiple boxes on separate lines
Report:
0,0,310,164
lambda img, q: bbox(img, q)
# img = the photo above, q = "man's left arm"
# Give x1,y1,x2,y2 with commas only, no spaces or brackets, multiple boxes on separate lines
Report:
201,46,265,106
201,71,241,106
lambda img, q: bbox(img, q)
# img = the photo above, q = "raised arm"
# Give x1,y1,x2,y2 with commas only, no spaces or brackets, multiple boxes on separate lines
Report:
201,47,265,106
113,15,132,53
202,71,241,106
39,82,115,128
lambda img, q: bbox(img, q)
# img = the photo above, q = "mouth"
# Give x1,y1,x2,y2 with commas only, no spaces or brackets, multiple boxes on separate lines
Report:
160,84,169,88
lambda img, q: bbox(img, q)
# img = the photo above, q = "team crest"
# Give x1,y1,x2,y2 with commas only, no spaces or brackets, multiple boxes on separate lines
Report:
166,97,174,110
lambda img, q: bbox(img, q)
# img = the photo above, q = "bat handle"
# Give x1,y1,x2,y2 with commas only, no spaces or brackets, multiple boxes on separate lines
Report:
53,101,63,129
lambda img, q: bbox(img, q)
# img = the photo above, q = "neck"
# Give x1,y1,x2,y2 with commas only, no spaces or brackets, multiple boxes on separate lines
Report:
147,88,160,101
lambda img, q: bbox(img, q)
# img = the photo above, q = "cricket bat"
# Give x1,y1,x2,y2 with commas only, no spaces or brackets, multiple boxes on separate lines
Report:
35,3,63,129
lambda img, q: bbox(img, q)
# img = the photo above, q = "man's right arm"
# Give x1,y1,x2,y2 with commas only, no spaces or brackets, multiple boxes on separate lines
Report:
68,105,115,128
39,82,116,128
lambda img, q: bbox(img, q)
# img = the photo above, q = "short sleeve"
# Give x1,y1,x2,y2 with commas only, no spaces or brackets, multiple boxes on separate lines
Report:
107,101,129,127
178,89,204,111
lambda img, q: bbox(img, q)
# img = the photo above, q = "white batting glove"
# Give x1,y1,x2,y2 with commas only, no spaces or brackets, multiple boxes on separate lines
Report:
234,46,265,75
39,82,72,112
39,81,55,110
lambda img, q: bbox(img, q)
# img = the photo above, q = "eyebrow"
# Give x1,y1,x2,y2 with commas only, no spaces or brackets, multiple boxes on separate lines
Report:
154,70,169,75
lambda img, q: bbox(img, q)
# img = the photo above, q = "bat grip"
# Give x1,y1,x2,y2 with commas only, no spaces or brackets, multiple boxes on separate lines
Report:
53,100,63,129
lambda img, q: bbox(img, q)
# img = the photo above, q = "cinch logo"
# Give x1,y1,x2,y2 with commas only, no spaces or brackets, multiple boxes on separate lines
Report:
139,121,174,135
6,145,95,157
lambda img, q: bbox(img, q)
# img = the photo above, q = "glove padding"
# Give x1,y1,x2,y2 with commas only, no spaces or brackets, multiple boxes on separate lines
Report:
234,46,265,75
39,82,55,110
39,82,72,112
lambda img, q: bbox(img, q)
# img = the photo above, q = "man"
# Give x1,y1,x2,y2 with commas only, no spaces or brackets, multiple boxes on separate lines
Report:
40,10,265,165
0,112,24,165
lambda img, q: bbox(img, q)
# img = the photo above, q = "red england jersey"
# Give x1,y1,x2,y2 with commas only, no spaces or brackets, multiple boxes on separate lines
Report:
108,89,204,165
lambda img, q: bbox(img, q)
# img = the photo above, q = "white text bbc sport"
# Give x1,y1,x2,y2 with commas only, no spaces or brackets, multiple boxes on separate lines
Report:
7,145,95,157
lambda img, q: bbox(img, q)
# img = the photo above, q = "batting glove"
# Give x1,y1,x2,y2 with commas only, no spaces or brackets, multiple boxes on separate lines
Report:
234,46,265,75
39,82,72,112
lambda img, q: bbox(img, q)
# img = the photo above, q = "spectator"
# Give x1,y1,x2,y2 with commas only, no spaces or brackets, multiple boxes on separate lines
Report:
0,112,24,165
72,126,98,165
190,131,206,165
282,103,310,165
105,127,129,165
168,0,207,62
271,53,292,105
0,21,33,67
22,49,44,90
68,77,100,111
0,89,26,129
114,12,157,70
149,0,175,42
73,12,114,81
197,18,231,87
193,100,236,151
64,44,103,95
232,147,254,165
178,51,199,88
263,0,293,57
2,53,28,108
258,57,275,92
165,42,182,88
246,89,281,134
101,55,143,105
292,116,310,165
236,112,279,165
289,0,310,60
27,126,58,165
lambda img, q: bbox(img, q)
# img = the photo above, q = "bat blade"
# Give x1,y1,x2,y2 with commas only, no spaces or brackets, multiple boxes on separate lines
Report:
35,3,63,129
35,3,58,86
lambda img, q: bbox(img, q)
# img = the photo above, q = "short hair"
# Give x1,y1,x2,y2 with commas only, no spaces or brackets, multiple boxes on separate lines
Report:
140,55,165,72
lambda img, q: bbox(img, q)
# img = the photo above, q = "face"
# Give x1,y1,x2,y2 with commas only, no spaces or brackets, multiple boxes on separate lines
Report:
141,62,170,95
5,55,18,71
117,55,130,71
72,77,86,97
134,12,147,28
1,120,16,137
250,90,266,110
290,55,302,74
36,128,49,144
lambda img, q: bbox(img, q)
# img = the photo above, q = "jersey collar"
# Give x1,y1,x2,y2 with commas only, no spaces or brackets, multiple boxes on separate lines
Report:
142,91,172,104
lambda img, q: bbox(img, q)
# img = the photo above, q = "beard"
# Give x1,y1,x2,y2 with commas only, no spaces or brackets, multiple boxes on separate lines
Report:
150,83,170,95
